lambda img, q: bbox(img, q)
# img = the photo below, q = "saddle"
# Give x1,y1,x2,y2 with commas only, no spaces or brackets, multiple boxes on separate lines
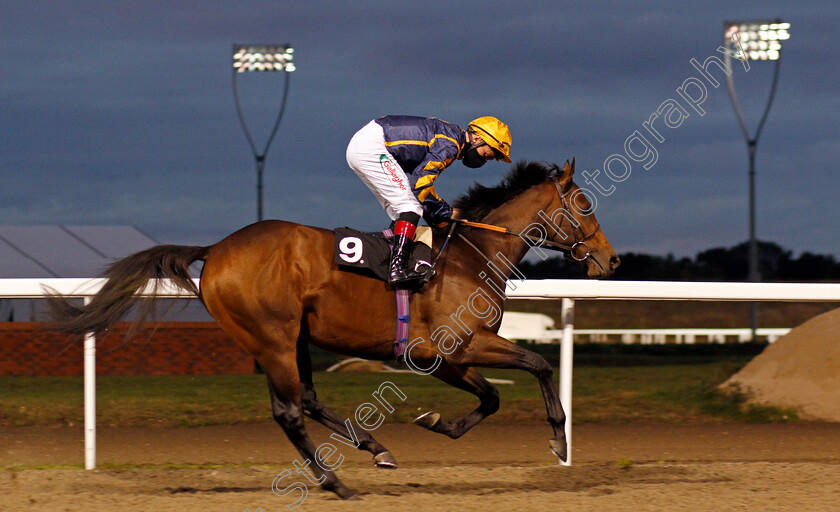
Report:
333,225,441,362
333,226,434,284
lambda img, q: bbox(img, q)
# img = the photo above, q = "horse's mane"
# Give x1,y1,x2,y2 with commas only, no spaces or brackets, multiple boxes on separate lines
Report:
453,160,561,222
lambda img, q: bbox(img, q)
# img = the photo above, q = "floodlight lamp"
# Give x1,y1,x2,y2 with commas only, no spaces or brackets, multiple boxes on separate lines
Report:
724,20,790,61
232,44,295,72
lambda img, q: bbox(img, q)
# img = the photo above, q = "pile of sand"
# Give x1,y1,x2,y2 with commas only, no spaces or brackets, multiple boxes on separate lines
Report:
723,307,840,421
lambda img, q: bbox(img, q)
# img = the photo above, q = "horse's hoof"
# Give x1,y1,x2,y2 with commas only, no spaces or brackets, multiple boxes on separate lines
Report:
549,439,567,462
373,451,398,469
334,486,360,500
413,411,441,430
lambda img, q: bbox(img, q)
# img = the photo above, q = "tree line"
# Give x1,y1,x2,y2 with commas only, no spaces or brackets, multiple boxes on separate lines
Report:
517,240,840,282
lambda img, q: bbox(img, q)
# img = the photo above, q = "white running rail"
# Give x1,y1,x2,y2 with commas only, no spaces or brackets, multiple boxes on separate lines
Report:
568,328,791,344
507,279,840,466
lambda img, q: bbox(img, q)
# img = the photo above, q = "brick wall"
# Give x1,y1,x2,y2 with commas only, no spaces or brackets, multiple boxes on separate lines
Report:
0,322,255,376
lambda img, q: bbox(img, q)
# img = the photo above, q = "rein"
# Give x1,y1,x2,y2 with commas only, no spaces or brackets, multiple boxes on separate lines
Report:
454,179,601,263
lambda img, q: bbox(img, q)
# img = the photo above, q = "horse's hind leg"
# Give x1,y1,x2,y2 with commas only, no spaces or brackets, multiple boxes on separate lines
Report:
413,363,500,440
295,341,398,469
262,351,358,500
210,310,357,499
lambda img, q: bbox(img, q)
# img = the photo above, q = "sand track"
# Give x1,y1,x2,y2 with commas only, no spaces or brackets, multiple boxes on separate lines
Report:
2,423,839,511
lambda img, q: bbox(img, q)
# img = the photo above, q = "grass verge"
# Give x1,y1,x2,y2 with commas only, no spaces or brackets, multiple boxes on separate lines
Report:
0,359,798,427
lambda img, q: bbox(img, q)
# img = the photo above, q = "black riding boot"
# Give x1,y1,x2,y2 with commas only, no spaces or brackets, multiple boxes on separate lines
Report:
388,234,425,286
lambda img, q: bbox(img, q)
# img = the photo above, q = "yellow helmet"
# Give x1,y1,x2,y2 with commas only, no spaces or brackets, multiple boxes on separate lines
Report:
468,116,512,163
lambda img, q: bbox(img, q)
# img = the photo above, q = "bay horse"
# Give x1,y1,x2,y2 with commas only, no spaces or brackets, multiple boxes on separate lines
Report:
47,160,619,499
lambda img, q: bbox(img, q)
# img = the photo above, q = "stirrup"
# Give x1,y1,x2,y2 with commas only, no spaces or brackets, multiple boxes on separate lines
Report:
389,257,426,285
388,234,423,285
389,269,425,286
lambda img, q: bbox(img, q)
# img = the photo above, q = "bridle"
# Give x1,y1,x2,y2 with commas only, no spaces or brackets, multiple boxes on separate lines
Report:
454,176,601,262
420,176,604,284
550,178,601,261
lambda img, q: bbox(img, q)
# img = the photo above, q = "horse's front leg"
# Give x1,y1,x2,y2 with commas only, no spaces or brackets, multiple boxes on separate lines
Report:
413,362,500,439
447,328,567,462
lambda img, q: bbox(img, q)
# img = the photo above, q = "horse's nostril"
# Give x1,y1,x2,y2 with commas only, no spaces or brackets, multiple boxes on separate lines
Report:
610,255,621,270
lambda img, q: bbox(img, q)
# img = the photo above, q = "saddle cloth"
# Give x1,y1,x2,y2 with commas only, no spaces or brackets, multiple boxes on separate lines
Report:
333,226,433,282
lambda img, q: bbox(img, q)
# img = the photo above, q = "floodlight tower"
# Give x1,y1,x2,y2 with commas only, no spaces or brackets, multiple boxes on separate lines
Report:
232,44,295,222
722,20,790,341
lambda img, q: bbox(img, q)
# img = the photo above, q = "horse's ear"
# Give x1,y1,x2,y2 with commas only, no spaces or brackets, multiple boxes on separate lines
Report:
561,158,575,177
563,157,575,176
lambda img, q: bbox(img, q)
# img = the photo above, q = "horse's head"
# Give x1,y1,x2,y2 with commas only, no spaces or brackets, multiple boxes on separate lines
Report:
453,160,619,278
540,159,620,278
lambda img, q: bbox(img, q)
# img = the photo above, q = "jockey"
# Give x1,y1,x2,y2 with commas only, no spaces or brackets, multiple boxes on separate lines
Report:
346,115,512,286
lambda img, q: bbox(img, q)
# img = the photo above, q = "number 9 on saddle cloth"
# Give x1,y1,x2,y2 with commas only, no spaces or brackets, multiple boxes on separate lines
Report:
334,227,434,284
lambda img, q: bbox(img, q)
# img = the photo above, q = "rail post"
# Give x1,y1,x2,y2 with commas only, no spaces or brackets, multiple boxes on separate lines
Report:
83,296,96,470
560,297,574,466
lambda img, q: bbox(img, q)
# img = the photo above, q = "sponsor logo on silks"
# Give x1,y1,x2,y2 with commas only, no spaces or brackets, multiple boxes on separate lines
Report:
379,154,407,191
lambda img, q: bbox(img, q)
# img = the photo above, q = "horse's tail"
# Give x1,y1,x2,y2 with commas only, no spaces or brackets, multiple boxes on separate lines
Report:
46,244,210,340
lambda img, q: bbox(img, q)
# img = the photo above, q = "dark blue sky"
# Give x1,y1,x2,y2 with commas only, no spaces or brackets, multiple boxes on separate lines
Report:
3,1,838,258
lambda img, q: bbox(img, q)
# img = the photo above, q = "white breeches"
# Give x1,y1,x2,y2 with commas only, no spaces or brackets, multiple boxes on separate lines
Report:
346,120,424,221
